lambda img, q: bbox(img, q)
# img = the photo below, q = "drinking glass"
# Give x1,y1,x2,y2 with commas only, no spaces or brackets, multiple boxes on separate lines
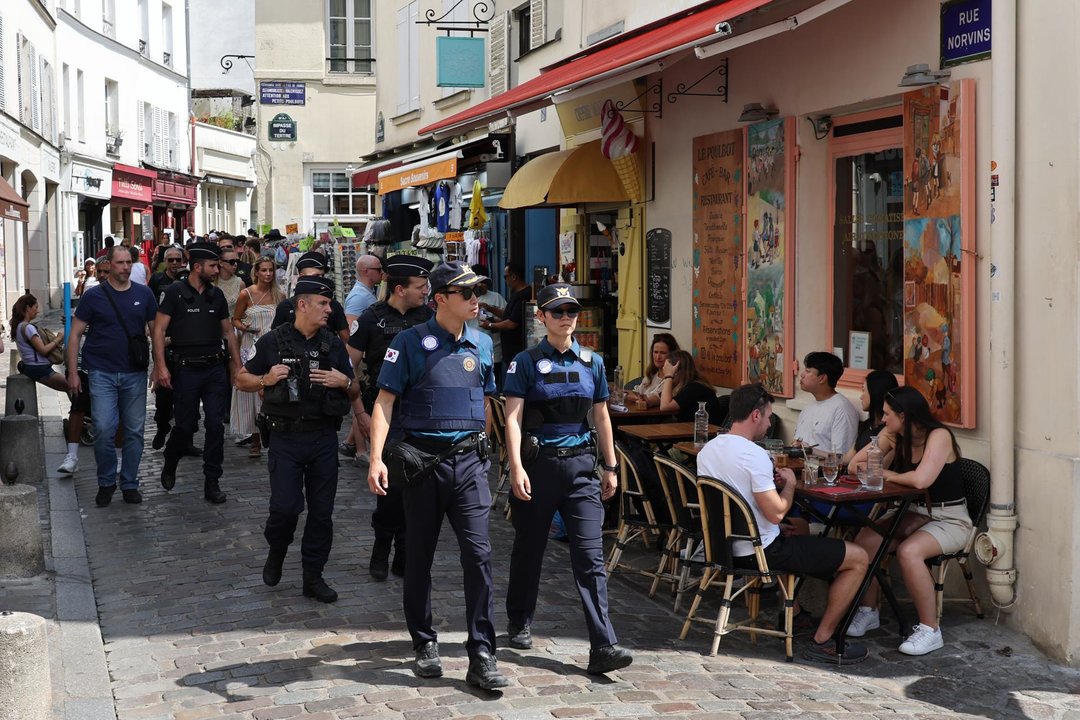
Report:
804,456,821,484
822,454,839,486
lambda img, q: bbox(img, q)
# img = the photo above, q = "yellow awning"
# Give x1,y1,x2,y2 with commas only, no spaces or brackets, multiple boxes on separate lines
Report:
499,140,629,208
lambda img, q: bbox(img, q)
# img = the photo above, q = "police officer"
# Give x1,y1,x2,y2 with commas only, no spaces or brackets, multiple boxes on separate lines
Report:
271,251,350,345
502,284,633,676
235,276,358,603
367,261,507,691
148,244,198,452
346,255,433,580
153,242,241,503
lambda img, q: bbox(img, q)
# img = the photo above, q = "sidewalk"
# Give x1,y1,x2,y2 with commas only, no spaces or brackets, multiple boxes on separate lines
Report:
3,309,1080,719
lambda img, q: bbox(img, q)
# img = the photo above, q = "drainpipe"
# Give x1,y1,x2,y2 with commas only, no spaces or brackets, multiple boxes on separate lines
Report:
977,0,1019,609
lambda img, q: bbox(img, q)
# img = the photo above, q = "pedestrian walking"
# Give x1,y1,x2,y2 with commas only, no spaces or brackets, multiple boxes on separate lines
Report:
271,251,351,345
148,245,198,452
346,254,433,579
367,261,508,691
230,257,282,457
235,276,357,603
502,283,633,675
65,246,158,507
153,243,241,503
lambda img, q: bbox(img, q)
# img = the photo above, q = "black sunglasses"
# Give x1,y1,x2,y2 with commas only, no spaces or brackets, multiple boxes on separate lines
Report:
166,257,184,262
547,308,580,319
223,259,239,265
442,287,476,300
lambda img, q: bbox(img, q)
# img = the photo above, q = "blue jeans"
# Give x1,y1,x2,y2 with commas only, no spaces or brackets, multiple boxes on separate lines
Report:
88,370,148,489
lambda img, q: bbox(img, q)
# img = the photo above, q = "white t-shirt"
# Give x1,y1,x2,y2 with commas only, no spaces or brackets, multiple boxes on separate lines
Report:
468,289,507,362
130,261,148,285
793,392,859,455
696,434,778,557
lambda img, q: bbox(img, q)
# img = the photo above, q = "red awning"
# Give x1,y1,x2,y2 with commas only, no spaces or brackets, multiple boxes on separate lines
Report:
352,161,401,189
0,176,29,223
418,0,772,137
112,163,157,179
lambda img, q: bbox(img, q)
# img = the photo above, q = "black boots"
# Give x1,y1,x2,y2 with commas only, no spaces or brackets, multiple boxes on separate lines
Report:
204,478,227,504
263,548,286,586
302,574,338,603
465,649,509,691
369,535,392,581
160,460,178,490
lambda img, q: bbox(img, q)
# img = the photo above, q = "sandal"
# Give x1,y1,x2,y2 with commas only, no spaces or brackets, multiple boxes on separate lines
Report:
803,638,868,666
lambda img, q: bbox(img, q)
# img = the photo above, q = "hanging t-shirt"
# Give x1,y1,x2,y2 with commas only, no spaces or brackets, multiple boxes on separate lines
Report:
435,183,451,232
418,187,431,232
449,182,463,230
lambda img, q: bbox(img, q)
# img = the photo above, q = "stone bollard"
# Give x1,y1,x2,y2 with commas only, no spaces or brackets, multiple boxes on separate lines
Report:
4,373,38,418
0,481,45,578
0,611,52,720
0,416,43,485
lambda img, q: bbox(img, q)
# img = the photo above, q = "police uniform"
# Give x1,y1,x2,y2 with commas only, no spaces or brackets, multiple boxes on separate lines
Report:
247,276,353,603
148,268,190,449
158,243,232,503
374,261,505,690
271,251,349,335
347,254,433,580
502,284,633,675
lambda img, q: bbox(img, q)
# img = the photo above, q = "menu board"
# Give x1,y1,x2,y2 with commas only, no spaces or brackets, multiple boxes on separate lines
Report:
692,129,744,387
645,228,671,327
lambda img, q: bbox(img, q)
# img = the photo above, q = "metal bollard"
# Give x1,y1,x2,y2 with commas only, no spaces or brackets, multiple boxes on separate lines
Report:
0,416,43,485
0,611,51,720
4,373,38,418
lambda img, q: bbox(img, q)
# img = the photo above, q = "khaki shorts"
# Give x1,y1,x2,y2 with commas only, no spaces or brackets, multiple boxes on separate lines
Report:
882,503,972,555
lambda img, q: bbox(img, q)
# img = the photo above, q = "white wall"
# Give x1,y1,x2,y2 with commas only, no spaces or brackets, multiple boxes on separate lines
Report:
188,0,254,94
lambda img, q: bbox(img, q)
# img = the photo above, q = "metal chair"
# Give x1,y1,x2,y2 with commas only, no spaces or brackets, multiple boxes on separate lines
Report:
651,454,703,609
605,441,669,575
680,476,798,661
928,458,990,621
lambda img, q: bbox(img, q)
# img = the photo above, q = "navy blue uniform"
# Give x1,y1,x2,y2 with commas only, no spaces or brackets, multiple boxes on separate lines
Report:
148,272,185,437
376,317,497,655
272,297,349,336
503,338,619,650
158,281,229,481
245,325,353,574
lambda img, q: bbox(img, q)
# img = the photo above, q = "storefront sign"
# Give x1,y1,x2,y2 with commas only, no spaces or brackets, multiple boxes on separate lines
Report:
436,36,485,88
0,120,18,160
691,129,744,388
69,162,112,200
378,155,458,195
259,81,306,106
941,0,991,68
375,112,385,144
40,146,61,181
203,174,255,189
268,113,297,142
112,170,153,204
645,228,671,328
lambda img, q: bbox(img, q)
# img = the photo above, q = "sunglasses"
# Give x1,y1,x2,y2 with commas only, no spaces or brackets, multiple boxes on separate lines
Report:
442,287,476,300
166,257,184,263
547,308,580,319
223,259,239,265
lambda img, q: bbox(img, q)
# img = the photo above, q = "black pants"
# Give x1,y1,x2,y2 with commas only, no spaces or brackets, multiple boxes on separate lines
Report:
163,363,226,480
372,487,406,547
264,427,339,574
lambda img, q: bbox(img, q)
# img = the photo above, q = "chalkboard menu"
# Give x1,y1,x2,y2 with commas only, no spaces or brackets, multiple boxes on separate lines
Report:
645,228,671,327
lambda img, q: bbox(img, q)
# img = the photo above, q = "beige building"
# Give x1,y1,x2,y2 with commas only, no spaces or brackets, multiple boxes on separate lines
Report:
253,1,377,235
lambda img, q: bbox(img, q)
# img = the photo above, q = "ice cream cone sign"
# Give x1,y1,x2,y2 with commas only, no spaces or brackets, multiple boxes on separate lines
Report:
601,100,643,203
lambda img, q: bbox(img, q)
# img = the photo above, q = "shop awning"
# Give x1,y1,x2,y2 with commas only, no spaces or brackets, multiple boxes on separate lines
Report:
418,0,772,138
356,131,503,190
112,163,157,179
377,150,461,196
498,141,627,208
0,176,29,223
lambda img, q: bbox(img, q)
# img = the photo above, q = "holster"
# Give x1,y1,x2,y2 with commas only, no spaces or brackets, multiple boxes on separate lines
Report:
255,413,271,448
521,434,541,468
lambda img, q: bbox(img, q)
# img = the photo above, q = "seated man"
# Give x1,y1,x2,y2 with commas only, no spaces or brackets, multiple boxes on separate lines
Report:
793,351,859,455
696,383,870,665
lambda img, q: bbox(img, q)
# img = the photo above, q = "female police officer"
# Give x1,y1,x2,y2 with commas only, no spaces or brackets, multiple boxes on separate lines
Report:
502,283,633,676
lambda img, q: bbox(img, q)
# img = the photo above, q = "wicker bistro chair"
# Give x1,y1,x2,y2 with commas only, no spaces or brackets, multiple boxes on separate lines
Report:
652,454,705,609
488,395,511,516
928,458,991,621
605,441,671,576
680,476,799,662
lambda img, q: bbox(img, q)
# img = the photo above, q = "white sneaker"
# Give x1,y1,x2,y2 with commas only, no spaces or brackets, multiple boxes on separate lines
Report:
846,607,880,637
57,456,79,475
898,623,944,655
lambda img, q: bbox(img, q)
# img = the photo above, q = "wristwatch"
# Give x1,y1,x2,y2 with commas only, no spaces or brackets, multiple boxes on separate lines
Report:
345,377,353,392
600,460,620,473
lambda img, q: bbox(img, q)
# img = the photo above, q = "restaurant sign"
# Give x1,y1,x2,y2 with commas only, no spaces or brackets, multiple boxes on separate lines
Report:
269,113,297,142
940,0,991,68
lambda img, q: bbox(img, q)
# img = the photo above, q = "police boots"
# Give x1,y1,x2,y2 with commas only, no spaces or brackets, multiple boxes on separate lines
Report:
369,534,392,581
204,478,227,504
303,573,338,603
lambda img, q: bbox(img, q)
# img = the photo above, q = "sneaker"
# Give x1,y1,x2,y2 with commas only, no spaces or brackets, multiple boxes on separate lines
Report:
122,489,142,504
95,485,117,507
57,456,79,475
235,434,253,447
898,623,944,656
465,649,509,690
846,607,880,637
507,623,532,650
338,442,356,457
414,641,443,678
804,638,869,665
587,644,634,675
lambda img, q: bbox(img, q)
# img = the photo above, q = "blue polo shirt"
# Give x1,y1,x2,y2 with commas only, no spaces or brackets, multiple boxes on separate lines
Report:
377,316,495,442
75,282,158,373
503,337,608,448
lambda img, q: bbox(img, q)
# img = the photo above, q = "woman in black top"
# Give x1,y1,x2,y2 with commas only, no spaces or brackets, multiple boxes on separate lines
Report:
852,368,899,453
656,350,722,423
846,386,971,656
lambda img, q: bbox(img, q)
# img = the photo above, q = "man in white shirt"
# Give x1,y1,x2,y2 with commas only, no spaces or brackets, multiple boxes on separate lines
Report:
696,383,869,664
793,351,859,454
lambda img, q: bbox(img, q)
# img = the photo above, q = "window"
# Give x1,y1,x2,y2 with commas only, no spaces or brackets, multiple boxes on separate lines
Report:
312,171,374,217
395,1,419,114
162,3,173,67
40,58,54,143
138,0,149,55
140,101,153,159
514,4,532,57
105,79,118,135
102,0,116,38
0,14,6,112
76,69,85,142
62,64,70,138
327,0,373,74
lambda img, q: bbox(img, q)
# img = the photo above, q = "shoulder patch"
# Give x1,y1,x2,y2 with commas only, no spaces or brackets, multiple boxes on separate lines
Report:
580,348,593,363
506,360,517,374
384,348,400,364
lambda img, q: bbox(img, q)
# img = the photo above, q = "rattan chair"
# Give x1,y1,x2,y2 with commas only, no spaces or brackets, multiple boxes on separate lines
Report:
488,395,511,516
605,441,669,575
680,475,798,661
651,454,703,609
928,458,990,621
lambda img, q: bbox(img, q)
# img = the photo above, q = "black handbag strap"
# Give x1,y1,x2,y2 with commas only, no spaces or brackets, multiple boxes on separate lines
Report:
101,283,136,339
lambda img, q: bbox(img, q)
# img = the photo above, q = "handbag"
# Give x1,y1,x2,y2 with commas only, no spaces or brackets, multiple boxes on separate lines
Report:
100,284,151,370
383,434,484,487
25,323,64,365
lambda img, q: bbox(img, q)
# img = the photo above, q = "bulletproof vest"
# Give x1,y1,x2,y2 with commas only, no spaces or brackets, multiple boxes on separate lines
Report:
398,330,487,433
363,302,427,392
522,345,595,436
167,281,224,353
262,324,350,420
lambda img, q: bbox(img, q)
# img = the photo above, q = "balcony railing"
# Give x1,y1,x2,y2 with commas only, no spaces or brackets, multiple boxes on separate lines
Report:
102,18,116,39
163,51,172,67
326,57,376,75
138,39,148,56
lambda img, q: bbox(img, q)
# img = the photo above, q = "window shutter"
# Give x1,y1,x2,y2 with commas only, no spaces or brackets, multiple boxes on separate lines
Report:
138,101,147,159
39,61,53,144
396,6,409,114
0,15,6,111
154,107,166,166
408,1,419,110
488,11,510,96
30,44,40,132
529,0,545,49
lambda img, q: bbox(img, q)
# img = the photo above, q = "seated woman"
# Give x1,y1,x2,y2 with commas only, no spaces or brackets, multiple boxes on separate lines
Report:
851,369,899,456
655,350,723,423
625,333,679,408
845,385,972,655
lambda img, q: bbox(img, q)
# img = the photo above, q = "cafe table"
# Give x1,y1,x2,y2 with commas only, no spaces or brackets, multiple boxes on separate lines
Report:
794,478,925,658
606,402,677,426
618,422,720,450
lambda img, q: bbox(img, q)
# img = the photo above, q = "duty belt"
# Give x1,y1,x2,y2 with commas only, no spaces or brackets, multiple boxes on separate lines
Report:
174,351,227,368
405,432,486,454
538,445,595,458
264,415,338,433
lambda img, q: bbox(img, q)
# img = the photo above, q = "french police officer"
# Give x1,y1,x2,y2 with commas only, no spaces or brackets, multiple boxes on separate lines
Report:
271,251,351,345
503,283,633,675
148,244,198,452
367,261,508,691
153,242,241,503
346,254,434,580
235,276,358,603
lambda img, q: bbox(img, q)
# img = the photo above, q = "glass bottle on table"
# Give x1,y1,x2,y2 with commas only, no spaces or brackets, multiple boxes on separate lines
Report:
693,401,709,447
865,435,884,490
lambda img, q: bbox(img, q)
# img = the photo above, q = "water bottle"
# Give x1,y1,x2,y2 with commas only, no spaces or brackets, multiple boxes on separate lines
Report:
865,434,884,490
613,364,624,404
694,401,709,447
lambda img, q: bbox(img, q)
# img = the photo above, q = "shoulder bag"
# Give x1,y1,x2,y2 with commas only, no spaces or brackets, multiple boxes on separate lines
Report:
24,323,64,365
101,284,151,370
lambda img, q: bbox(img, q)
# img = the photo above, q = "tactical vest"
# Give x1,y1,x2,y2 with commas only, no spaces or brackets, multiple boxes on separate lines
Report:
522,345,595,437
167,281,225,356
398,331,486,433
262,324,350,420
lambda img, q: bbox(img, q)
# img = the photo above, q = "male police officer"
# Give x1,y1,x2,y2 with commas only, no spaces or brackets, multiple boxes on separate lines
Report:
148,245,196,451
367,261,507,691
347,255,433,580
236,276,358,603
503,284,633,675
153,243,241,503
271,251,350,345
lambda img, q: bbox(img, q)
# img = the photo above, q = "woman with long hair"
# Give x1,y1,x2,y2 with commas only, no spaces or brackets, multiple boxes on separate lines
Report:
656,349,722,422
11,294,84,474
625,333,679,408
845,385,971,655
231,258,284,457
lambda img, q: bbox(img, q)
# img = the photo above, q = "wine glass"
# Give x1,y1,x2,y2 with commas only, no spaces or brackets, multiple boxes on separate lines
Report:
822,453,839,486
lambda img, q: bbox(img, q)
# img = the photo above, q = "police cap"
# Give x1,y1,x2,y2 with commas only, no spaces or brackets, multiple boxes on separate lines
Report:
537,283,582,310
384,254,433,278
187,242,221,262
429,261,486,294
293,276,335,298
295,251,328,271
